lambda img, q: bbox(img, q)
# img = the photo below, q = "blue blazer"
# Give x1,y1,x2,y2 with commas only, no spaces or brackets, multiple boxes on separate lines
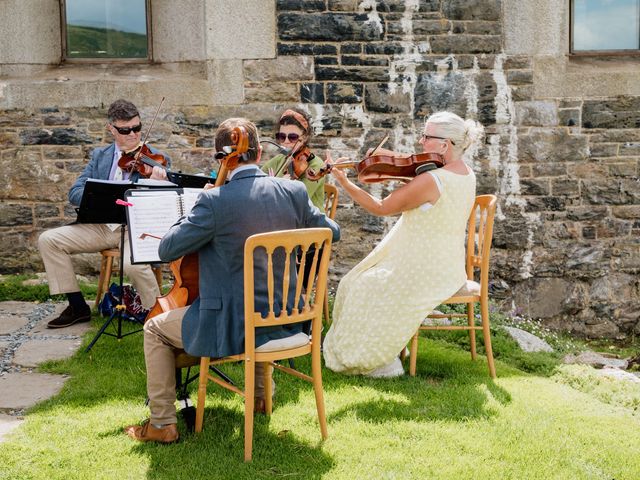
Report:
158,166,341,358
68,143,171,206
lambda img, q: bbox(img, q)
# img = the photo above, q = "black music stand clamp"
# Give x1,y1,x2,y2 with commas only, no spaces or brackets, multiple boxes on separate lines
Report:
85,223,143,353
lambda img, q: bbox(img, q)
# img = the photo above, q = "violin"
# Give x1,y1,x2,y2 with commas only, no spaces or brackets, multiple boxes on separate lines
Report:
117,97,168,178
118,143,168,177
146,126,250,321
307,152,444,183
274,141,316,180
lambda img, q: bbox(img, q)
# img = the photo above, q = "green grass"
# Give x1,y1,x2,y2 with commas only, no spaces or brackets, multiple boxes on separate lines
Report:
66,25,147,58
1,279,639,479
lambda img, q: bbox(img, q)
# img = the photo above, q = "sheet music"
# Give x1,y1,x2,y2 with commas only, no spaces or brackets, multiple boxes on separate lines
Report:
126,191,182,263
125,188,204,263
181,188,203,216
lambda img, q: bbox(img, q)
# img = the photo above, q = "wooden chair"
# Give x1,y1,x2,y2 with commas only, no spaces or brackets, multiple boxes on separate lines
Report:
408,194,498,378
95,248,162,309
322,183,338,324
195,228,333,461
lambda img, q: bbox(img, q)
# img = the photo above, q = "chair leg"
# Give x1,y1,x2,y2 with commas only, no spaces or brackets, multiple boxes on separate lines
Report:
95,254,112,310
323,290,330,325
195,356,210,433
311,345,328,440
468,302,477,361
264,362,273,416
481,300,496,378
244,358,256,462
409,331,419,377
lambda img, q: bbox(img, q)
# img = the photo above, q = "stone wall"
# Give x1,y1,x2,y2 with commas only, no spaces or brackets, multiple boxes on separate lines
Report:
1,0,639,339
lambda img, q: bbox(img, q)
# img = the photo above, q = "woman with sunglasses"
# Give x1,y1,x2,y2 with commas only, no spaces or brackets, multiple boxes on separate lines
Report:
261,108,326,212
322,111,484,378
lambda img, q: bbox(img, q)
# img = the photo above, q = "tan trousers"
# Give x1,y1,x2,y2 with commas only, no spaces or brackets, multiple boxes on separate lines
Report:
38,223,160,308
144,307,269,425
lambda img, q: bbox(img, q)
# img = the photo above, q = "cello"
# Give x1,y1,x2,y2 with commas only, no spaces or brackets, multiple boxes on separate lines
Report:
146,126,250,320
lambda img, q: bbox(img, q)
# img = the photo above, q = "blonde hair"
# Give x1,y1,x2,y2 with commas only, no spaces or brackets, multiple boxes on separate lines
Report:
425,111,484,156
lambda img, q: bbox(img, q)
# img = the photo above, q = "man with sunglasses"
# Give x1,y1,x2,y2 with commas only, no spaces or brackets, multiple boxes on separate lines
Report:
38,99,171,328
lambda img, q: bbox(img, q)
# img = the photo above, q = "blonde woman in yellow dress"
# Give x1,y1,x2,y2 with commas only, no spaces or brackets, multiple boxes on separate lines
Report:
323,111,484,377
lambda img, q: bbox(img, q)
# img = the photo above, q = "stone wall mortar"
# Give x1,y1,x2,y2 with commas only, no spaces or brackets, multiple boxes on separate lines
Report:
1,1,639,339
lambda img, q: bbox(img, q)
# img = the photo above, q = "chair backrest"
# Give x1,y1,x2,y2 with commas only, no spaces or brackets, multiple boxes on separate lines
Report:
466,194,497,296
323,183,338,220
243,228,333,351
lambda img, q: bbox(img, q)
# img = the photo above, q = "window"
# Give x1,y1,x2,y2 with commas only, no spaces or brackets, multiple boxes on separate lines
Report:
571,0,640,54
61,0,151,61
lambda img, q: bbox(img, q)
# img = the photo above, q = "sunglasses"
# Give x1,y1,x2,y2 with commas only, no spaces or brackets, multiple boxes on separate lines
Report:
111,123,142,135
421,134,455,145
275,132,301,143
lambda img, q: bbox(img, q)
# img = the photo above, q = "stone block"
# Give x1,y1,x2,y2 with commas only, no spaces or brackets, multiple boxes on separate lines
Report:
520,178,550,196
581,179,630,205
341,43,362,54
13,338,83,367
413,71,467,118
327,0,358,11
443,0,500,20
364,83,411,113
512,277,574,319
583,96,640,129
364,43,406,55
430,35,502,54
0,0,60,65
558,108,580,127
278,13,385,42
608,161,638,177
245,82,299,103
315,66,390,82
301,83,325,104
551,178,580,196
19,128,95,146
0,203,33,227
518,129,589,163
207,0,275,60
341,55,389,67
515,101,558,127
244,57,314,82
506,70,533,86
0,372,67,410
315,56,339,65
327,83,363,104
277,43,338,56
277,0,326,11
452,20,501,35
503,326,553,353
503,0,565,55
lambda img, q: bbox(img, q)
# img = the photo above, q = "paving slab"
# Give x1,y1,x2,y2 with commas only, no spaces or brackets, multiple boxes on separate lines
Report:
0,339,11,355
0,301,37,316
0,413,24,442
0,313,30,335
0,372,67,410
13,338,83,367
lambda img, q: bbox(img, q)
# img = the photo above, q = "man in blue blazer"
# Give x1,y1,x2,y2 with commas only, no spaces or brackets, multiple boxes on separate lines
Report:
38,99,170,328
125,117,340,444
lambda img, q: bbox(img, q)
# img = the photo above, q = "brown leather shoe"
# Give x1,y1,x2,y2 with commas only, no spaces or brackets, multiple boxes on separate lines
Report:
124,420,179,444
47,305,91,329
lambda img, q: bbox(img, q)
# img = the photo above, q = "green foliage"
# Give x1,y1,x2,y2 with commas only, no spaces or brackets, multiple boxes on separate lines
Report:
0,274,97,302
67,25,147,58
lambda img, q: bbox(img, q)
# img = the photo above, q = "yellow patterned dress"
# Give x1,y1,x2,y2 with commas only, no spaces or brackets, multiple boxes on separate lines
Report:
323,168,476,375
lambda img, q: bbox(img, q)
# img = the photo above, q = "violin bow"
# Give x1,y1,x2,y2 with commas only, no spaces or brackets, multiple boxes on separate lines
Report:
274,138,303,177
135,96,165,159
369,134,389,157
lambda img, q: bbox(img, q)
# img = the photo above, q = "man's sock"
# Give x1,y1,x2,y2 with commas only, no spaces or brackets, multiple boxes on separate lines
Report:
66,291,89,311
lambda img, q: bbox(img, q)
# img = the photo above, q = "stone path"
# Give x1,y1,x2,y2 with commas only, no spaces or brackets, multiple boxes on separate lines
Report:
0,300,92,442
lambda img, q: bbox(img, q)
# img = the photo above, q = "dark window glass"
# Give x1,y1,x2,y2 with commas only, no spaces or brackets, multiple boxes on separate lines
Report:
63,0,149,59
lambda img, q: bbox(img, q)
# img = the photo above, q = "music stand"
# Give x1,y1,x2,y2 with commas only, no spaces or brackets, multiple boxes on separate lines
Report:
81,179,145,352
